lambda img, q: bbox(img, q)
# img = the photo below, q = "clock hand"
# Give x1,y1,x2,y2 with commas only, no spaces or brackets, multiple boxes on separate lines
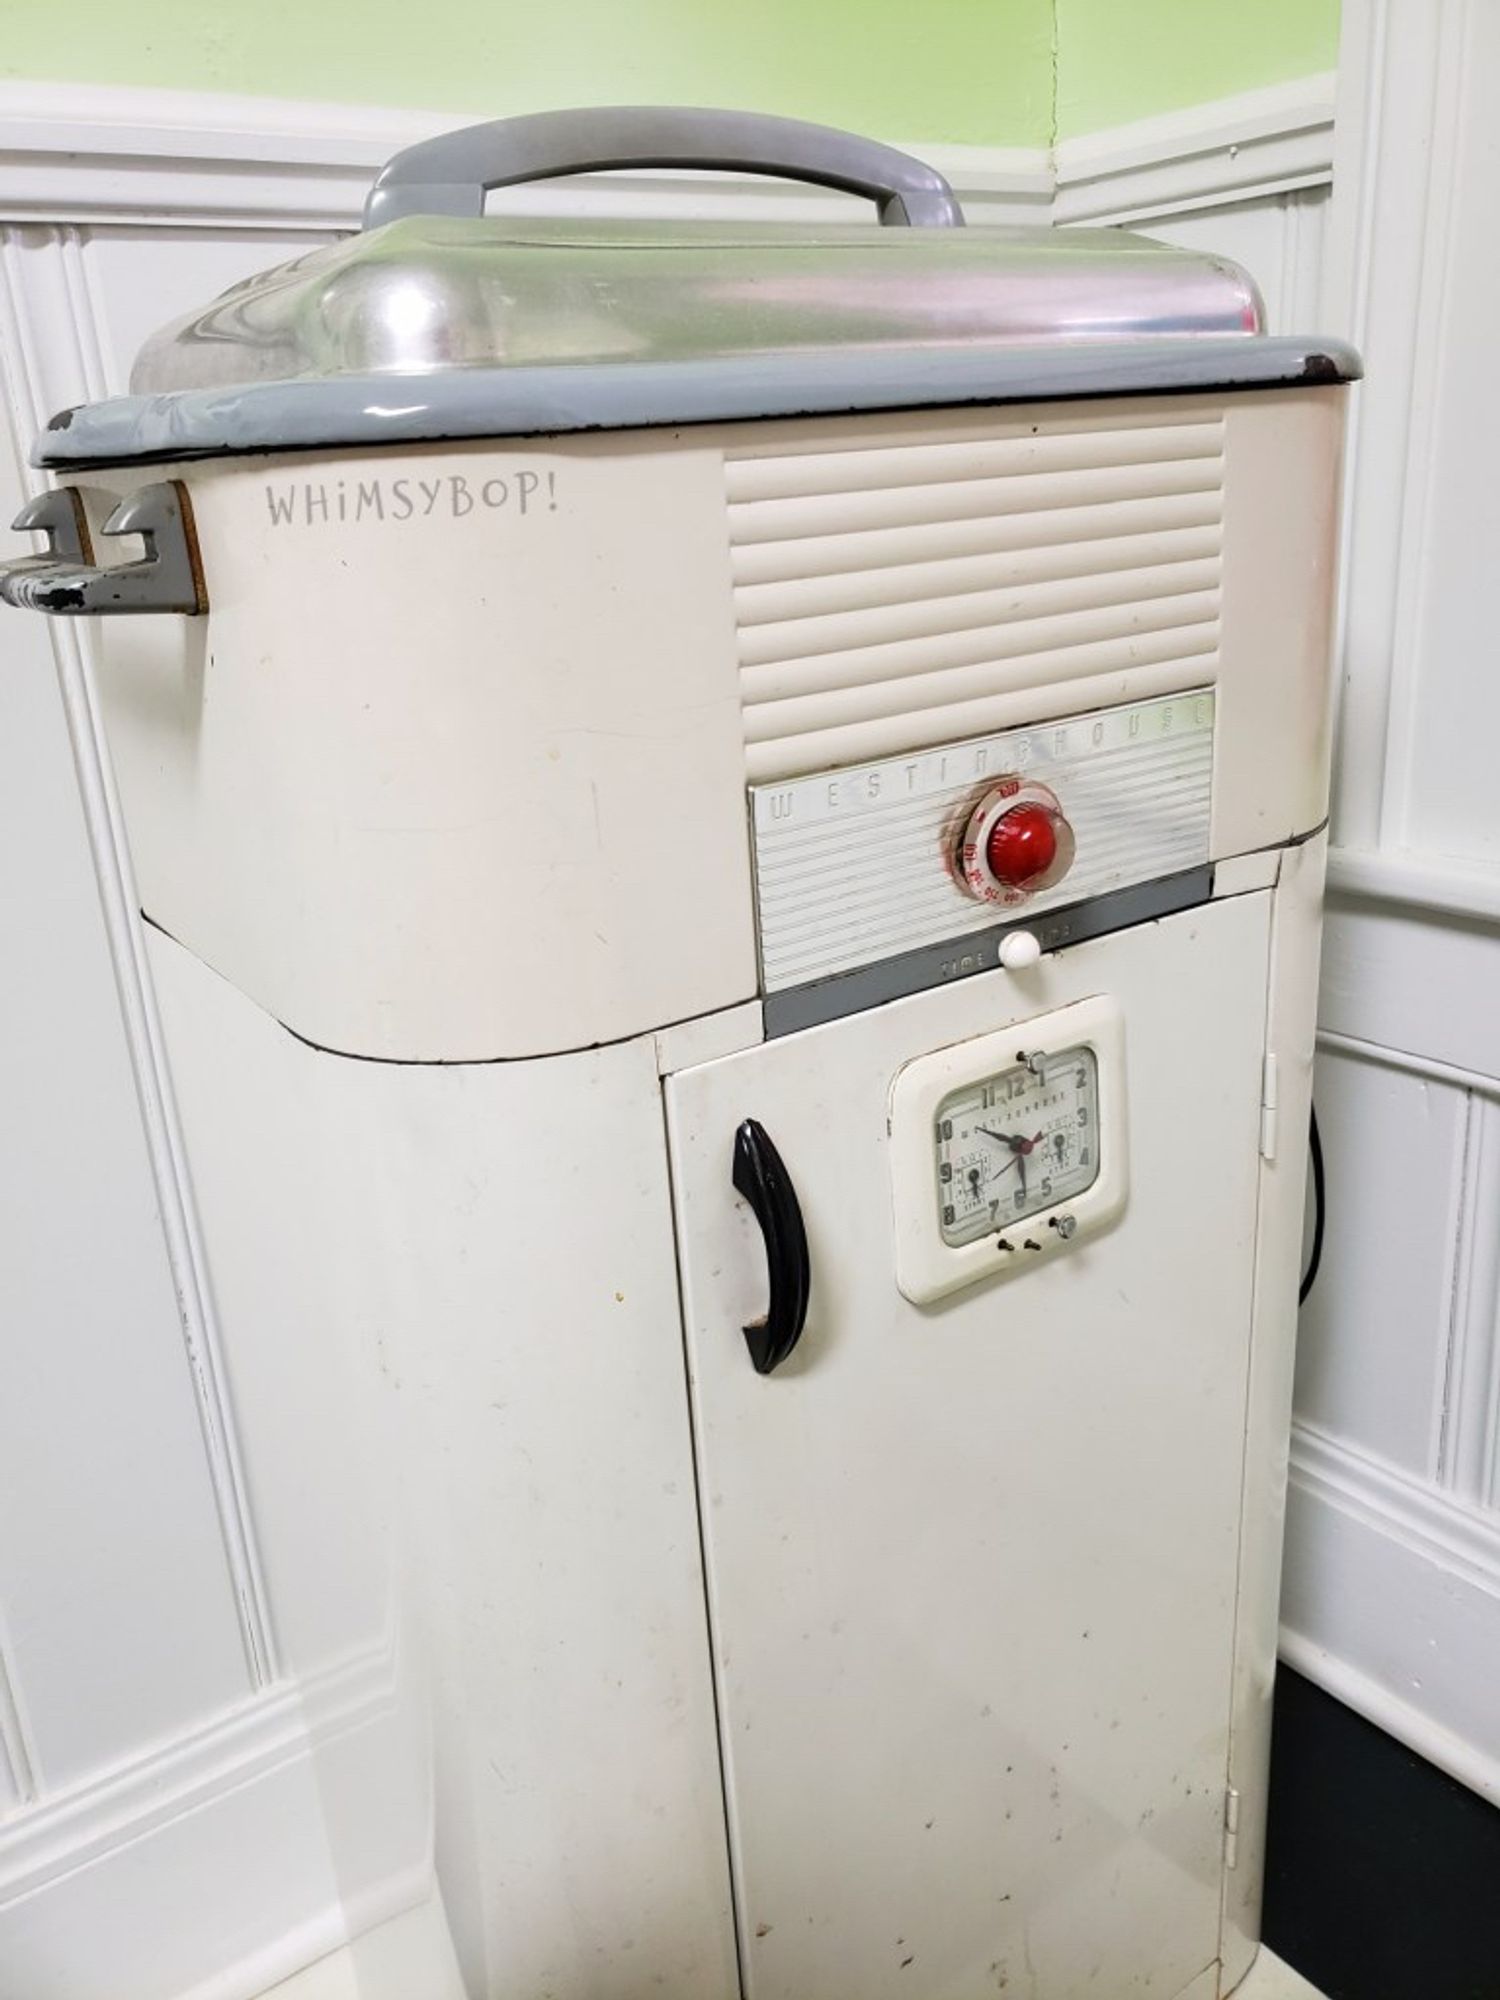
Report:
977,1128,1044,1155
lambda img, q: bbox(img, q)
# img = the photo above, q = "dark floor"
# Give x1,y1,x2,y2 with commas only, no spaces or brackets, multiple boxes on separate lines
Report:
1263,1667,1500,2000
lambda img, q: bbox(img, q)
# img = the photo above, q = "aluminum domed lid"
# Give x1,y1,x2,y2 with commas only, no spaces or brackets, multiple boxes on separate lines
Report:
36,106,1359,468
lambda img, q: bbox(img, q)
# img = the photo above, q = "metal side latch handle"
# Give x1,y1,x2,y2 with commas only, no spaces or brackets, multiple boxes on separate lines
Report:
732,1118,812,1376
0,488,94,579
0,480,206,616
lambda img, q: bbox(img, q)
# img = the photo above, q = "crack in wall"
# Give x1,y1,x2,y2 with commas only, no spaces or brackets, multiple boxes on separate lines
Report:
1048,0,1062,155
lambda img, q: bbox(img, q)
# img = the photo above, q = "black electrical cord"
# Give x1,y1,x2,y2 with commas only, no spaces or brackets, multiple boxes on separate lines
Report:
1299,1103,1325,1306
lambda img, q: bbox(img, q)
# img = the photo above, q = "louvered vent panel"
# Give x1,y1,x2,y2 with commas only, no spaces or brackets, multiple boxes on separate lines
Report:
725,413,1225,780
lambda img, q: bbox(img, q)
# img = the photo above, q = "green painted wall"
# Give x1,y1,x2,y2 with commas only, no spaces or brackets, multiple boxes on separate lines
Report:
1054,0,1339,139
0,0,1055,148
0,0,1339,145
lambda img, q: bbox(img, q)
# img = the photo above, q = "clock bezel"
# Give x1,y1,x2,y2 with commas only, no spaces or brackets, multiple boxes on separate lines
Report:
935,1044,1102,1246
888,995,1128,1305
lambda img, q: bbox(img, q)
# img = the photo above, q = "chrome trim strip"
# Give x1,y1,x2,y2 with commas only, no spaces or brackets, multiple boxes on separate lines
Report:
762,863,1215,1036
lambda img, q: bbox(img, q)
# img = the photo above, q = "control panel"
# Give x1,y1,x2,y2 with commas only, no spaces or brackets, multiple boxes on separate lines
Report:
750,689,1214,1030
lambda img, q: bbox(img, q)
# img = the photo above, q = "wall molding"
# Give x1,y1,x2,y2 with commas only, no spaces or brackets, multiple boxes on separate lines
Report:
1318,1028,1500,1102
0,1646,34,1814
0,1641,396,1904
0,80,1052,230
1053,72,1337,223
1282,1421,1500,1809
1326,843,1500,926
0,1640,430,2000
0,74,1339,235
1277,1639,1500,1817
0,81,466,229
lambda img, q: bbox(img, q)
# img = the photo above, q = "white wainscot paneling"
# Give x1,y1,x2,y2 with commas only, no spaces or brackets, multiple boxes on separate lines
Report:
1285,1013,1500,1807
74,226,339,400
1318,891,1500,1084
1310,888,1500,1510
1293,1047,1467,1479
1283,901,1500,1805
0,344,253,1797
0,189,407,2000
1267,0,1500,1813
1128,190,1328,337
1050,74,1333,338
1364,1,1500,867
1323,0,1500,868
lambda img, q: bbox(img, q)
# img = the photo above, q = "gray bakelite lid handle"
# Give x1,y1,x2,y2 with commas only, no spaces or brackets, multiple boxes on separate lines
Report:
363,104,964,230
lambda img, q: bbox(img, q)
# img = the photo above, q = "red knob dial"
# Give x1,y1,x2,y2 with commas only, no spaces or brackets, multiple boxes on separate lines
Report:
957,780,1074,906
986,802,1059,889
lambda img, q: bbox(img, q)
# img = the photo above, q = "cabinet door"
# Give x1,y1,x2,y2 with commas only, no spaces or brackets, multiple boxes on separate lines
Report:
666,893,1272,2000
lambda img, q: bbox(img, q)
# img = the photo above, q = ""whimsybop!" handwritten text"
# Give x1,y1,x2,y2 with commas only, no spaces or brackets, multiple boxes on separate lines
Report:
263,470,558,529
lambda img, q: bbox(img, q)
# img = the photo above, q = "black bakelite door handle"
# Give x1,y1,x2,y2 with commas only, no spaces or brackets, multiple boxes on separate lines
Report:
732,1119,811,1376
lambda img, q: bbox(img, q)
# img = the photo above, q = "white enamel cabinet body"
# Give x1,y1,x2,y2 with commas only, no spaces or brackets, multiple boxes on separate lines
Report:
143,930,743,2000
667,892,1271,2000
0,111,1351,1990
0,379,1344,1999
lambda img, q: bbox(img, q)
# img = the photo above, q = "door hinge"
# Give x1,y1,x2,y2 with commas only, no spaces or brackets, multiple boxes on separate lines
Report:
1259,1052,1279,1162
1223,1784,1241,1870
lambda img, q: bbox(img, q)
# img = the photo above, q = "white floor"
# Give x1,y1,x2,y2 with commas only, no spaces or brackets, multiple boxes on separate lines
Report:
264,1901,465,2000
264,1903,1328,2000
1238,1949,1327,1999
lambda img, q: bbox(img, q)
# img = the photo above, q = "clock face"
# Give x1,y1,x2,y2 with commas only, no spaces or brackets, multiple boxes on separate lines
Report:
888,996,1126,1306
934,1046,1101,1245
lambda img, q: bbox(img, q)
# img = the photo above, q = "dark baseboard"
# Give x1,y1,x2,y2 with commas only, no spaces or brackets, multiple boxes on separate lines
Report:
1262,1665,1500,2000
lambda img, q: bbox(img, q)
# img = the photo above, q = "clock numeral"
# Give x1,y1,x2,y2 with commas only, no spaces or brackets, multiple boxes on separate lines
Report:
935,1042,1101,1247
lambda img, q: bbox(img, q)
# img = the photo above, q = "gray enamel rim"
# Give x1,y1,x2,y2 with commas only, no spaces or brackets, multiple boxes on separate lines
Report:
35,336,1361,469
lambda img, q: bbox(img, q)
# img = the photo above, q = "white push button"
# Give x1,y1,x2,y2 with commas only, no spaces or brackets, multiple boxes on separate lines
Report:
999,930,1042,970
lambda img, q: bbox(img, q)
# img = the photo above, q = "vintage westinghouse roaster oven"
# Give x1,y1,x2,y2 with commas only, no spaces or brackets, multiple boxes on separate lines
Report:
1,109,1356,2000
